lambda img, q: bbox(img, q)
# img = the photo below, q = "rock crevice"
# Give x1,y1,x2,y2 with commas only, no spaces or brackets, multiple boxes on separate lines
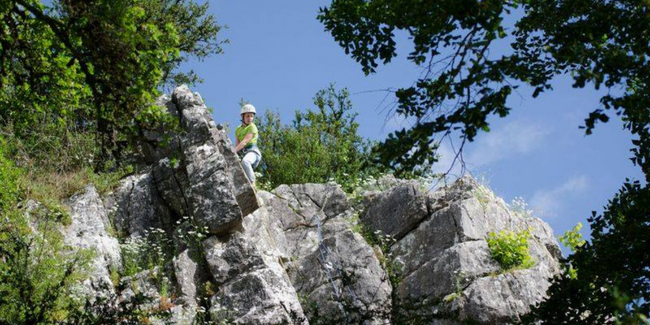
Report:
58,85,561,325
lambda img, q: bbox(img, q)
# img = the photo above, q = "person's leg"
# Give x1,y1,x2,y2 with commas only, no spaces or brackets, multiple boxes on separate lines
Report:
241,152,260,183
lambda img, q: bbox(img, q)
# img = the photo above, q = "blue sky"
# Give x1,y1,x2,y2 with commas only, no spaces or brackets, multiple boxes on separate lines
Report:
181,1,644,245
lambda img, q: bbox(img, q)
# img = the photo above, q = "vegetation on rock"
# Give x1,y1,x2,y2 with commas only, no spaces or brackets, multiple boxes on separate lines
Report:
257,84,388,193
487,229,535,272
319,0,650,322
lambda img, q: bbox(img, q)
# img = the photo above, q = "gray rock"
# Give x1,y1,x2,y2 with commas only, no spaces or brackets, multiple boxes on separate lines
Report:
203,233,265,285
361,182,429,240
152,157,191,218
173,248,211,307
210,268,306,325
138,94,182,164
204,207,307,324
289,183,349,218
56,86,568,325
211,128,259,216
173,85,215,146
264,185,392,324
184,142,242,235
361,175,561,324
287,221,393,325
65,185,121,298
395,241,499,303
119,268,162,302
455,269,555,324
112,172,174,237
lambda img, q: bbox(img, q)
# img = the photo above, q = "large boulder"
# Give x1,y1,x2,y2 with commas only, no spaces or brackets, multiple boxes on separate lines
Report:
152,157,191,218
211,128,259,216
183,141,242,235
361,181,429,240
261,184,393,324
110,171,175,237
362,176,561,324
204,207,307,324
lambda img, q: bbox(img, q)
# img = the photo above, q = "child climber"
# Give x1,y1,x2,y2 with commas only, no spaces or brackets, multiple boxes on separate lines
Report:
234,103,262,185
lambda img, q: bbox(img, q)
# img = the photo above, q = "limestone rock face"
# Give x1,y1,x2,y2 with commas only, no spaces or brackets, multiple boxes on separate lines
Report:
111,171,175,237
212,129,259,216
362,176,561,324
183,141,242,234
65,185,121,298
261,184,393,324
204,208,307,325
362,181,429,240
152,158,191,218
55,86,561,325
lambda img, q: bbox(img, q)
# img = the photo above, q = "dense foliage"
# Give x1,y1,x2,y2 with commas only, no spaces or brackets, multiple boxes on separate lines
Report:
257,85,385,192
523,181,650,325
0,0,223,165
0,0,223,322
319,0,650,176
319,0,650,323
0,205,94,324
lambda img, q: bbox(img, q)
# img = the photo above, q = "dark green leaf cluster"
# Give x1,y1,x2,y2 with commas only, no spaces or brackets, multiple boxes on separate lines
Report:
318,0,650,178
523,180,649,324
257,84,387,192
0,138,23,213
0,0,223,167
319,0,650,323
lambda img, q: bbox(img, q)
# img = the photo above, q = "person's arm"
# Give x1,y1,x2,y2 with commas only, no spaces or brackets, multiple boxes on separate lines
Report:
234,133,254,152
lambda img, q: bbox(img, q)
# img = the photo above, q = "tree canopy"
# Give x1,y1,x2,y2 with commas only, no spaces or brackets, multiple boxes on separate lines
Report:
319,0,649,177
0,0,224,166
319,0,649,323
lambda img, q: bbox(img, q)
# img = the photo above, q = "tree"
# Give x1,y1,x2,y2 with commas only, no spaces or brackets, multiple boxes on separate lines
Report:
0,0,224,167
319,0,649,323
257,85,384,192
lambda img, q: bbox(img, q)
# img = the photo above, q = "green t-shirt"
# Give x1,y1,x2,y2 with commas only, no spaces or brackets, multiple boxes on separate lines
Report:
235,123,258,146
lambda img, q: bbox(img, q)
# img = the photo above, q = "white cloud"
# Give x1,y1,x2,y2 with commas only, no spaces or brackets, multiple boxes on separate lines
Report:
466,120,550,166
530,176,589,219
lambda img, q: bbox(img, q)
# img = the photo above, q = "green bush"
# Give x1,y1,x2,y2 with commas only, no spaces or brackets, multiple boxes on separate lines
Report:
257,84,387,193
486,229,535,271
0,205,95,324
0,138,23,213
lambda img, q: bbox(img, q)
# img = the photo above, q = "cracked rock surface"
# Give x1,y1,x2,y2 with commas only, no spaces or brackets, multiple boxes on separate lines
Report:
53,86,561,325
362,176,561,324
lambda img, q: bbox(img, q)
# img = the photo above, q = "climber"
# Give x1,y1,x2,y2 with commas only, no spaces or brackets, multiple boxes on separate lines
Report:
234,103,262,185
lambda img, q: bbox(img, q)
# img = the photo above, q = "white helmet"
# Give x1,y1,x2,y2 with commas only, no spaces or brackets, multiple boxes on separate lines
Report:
241,104,256,115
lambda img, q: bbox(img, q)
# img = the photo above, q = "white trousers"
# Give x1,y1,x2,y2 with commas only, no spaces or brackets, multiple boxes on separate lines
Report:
241,151,261,183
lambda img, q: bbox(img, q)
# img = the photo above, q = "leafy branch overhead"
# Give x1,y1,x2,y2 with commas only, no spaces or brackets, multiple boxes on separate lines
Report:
318,0,650,177
319,1,650,323
0,0,224,165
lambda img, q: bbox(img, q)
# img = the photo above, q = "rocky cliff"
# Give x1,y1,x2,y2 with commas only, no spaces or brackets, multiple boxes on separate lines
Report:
56,86,561,324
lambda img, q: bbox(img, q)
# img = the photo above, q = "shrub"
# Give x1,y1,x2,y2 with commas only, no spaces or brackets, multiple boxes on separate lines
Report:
0,138,23,213
0,205,95,324
120,228,174,278
486,229,535,271
257,84,387,192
